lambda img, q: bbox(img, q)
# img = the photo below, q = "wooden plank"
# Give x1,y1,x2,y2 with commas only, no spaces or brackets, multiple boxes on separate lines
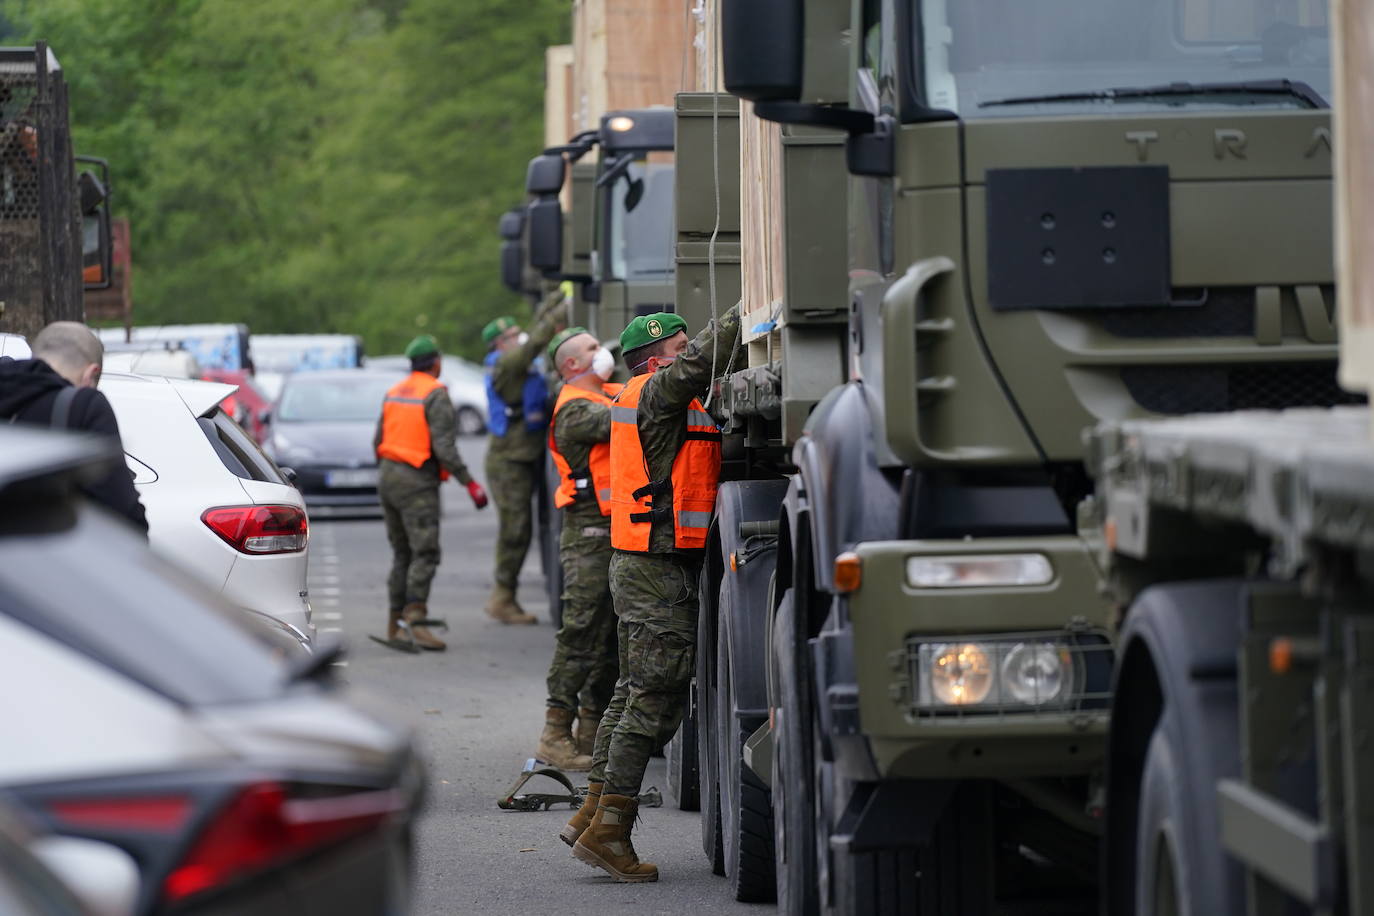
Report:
544,44,575,150
739,101,784,347
1335,0,1374,399
571,0,695,133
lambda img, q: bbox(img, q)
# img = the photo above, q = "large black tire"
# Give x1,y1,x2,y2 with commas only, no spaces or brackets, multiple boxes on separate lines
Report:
666,682,701,811
699,573,725,874
1133,706,1239,915
717,602,776,902
772,590,819,915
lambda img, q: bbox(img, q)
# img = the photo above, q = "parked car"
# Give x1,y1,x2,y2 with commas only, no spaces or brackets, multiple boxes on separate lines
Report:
365,354,486,435
265,369,401,514
101,347,201,379
201,368,272,445
101,372,313,643
0,333,31,359
0,425,420,916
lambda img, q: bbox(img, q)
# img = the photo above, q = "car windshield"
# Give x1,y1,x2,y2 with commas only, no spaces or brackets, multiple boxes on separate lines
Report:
277,374,398,422
919,0,1331,117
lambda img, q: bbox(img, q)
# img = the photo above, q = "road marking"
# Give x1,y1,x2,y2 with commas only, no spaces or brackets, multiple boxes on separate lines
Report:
322,626,343,633
330,660,349,668
318,612,343,621
315,587,342,596
309,576,340,586
319,554,340,564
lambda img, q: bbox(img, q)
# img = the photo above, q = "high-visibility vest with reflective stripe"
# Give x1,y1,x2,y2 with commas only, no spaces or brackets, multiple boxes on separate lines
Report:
376,372,450,481
549,380,623,514
609,372,721,552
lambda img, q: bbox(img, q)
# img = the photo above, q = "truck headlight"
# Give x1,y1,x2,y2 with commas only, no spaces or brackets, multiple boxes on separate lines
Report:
906,554,1054,588
1001,642,1069,705
928,643,994,705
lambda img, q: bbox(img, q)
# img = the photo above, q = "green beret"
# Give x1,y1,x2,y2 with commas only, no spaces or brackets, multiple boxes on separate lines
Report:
405,334,440,359
619,312,687,355
482,316,517,345
547,326,590,364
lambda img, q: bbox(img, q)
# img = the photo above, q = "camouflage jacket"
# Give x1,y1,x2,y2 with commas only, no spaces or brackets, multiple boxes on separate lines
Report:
634,303,742,554
373,386,474,487
488,290,566,463
553,393,613,527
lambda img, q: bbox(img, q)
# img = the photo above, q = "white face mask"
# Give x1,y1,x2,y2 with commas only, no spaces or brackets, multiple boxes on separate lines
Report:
516,332,530,347
590,346,615,380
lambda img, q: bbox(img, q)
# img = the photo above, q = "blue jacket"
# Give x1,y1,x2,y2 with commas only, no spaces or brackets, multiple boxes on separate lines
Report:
484,349,549,437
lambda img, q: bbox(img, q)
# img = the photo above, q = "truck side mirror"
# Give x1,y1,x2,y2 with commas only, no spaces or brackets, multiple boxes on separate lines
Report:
498,208,525,240
501,240,525,291
721,0,804,102
75,157,113,291
526,153,566,195
527,197,563,273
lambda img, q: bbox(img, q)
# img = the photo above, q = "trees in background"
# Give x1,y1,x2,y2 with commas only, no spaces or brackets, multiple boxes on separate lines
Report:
3,0,564,359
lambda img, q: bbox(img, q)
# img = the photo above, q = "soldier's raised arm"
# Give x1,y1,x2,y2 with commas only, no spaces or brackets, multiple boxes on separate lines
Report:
492,288,569,399
639,303,742,417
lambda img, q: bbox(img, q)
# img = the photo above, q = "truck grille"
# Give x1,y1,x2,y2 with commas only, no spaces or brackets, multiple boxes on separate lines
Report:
1121,363,1365,415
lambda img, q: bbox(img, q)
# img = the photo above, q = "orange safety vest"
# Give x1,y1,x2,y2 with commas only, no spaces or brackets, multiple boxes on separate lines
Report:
376,372,451,481
549,381,624,515
609,373,722,552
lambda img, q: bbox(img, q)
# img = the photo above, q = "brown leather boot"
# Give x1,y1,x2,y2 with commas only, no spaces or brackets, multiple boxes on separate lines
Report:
401,602,446,651
536,707,592,771
484,584,537,625
574,707,600,758
560,780,602,847
572,794,658,882
386,609,403,641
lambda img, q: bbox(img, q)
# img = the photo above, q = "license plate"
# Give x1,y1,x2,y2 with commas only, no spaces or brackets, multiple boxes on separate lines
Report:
325,468,377,488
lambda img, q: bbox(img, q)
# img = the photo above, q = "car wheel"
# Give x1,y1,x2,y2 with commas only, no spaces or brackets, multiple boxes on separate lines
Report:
456,405,485,436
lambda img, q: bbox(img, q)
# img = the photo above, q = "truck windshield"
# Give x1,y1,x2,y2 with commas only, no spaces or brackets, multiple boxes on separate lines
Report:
919,0,1331,118
606,161,676,282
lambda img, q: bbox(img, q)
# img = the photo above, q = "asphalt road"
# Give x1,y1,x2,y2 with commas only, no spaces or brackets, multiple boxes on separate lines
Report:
311,437,762,916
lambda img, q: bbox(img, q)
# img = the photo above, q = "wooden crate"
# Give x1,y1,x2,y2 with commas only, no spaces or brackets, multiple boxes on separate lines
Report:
544,44,575,150
1335,0,1374,399
570,0,697,133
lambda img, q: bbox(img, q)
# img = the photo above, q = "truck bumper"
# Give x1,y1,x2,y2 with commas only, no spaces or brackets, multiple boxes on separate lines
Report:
827,535,1112,780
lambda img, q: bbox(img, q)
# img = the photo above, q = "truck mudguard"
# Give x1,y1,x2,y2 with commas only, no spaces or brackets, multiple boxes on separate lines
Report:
714,479,790,719
791,382,900,594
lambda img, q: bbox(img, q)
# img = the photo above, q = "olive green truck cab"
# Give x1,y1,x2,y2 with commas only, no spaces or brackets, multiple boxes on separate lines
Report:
682,0,1345,912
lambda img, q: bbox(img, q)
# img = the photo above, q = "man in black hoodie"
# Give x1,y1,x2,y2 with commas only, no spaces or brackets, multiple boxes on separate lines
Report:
0,321,148,534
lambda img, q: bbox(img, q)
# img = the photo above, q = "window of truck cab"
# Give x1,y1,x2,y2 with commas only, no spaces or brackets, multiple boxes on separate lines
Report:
603,157,676,284
915,0,1331,118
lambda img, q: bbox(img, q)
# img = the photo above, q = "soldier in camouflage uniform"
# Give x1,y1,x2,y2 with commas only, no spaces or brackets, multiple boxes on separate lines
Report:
535,327,622,770
563,306,742,883
481,290,566,624
373,334,489,651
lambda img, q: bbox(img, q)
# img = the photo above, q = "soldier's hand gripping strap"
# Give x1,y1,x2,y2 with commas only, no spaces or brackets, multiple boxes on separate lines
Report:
568,466,596,504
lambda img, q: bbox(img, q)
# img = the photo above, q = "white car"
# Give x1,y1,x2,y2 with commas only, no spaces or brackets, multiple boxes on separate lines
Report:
101,372,314,644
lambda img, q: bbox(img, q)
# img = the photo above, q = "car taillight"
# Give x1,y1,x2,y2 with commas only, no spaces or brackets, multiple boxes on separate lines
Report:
163,783,402,904
201,505,308,555
49,795,194,833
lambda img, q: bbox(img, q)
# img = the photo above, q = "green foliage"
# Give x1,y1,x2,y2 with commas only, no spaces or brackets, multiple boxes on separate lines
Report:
4,0,565,360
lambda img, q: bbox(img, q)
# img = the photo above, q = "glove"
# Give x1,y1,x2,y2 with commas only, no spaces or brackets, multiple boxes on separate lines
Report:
466,480,489,509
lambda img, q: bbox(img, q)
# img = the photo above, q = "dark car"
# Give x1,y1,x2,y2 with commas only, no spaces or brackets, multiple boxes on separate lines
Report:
265,369,402,514
0,425,421,916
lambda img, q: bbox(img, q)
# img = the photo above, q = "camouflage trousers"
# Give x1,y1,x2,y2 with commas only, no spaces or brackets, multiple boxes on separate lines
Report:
378,462,441,609
544,517,618,713
484,451,541,589
591,550,700,796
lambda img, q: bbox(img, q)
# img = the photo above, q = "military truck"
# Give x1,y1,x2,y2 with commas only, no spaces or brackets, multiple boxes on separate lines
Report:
0,44,112,339
669,0,1346,912
500,107,684,624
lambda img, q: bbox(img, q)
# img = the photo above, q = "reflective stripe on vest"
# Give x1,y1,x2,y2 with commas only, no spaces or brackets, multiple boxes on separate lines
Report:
548,380,623,515
608,373,722,552
376,372,450,481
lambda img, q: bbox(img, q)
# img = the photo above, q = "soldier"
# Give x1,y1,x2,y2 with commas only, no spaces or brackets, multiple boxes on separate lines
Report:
534,326,622,771
563,306,741,883
481,289,566,625
374,334,489,652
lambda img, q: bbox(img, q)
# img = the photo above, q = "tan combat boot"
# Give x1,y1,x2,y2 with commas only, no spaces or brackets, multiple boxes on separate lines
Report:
574,707,600,758
560,779,602,847
537,707,593,771
572,794,658,883
386,609,403,641
401,602,446,651
484,584,537,625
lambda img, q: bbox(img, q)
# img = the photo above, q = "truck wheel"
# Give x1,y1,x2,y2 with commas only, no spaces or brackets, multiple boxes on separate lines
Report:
1134,710,1237,916
716,613,776,901
699,577,725,874
665,680,700,811
772,590,819,915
